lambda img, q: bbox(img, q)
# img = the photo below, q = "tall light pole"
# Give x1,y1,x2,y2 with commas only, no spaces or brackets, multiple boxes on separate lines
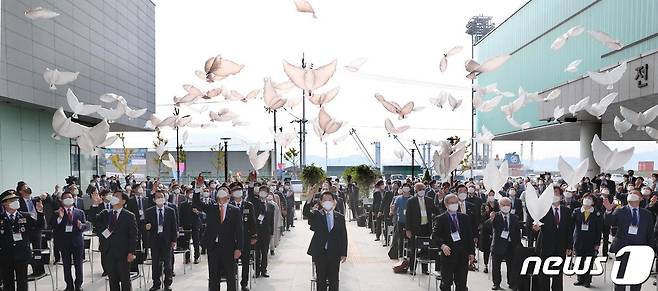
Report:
411,149,416,178
173,108,190,184
221,137,231,182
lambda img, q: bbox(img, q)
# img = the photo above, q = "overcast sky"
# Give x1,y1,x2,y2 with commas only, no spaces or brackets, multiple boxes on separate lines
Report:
113,0,656,170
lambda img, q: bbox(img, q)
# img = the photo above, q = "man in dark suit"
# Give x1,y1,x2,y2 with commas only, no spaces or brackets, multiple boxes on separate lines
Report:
371,181,384,241
52,192,88,291
603,190,656,291
179,187,202,264
93,191,138,291
572,194,602,288
16,182,45,278
405,182,436,274
253,186,275,278
530,186,573,291
490,197,521,290
193,186,243,291
563,189,581,211
507,188,523,223
455,185,480,250
229,184,257,291
144,191,178,291
126,187,151,260
304,191,348,291
379,182,396,246
432,193,475,291
0,189,45,291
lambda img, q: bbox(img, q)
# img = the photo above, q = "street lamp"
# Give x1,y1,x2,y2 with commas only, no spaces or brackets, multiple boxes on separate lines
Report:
221,137,231,182
173,107,190,184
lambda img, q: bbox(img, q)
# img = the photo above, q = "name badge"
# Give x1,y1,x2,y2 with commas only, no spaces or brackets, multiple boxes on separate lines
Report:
628,225,638,235
12,233,22,241
244,209,250,214
451,231,461,242
158,225,163,233
139,210,144,217
66,225,73,233
581,224,589,231
102,229,112,238
510,209,516,214
258,214,264,221
501,230,509,239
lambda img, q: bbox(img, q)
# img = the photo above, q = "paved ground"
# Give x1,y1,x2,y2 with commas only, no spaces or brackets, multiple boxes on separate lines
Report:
28,210,658,290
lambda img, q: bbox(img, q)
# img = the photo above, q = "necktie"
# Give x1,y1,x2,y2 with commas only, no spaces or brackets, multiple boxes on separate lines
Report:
220,205,225,224
461,202,466,214
554,208,560,226
27,200,35,214
138,198,142,210
503,215,509,231
67,208,73,222
451,214,459,232
632,208,638,226
327,213,333,231
10,213,15,222
109,210,117,231
584,210,590,222
158,209,163,226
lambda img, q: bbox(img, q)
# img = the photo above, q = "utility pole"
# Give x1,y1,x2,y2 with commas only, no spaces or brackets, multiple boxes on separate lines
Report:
411,149,416,178
221,137,231,182
273,110,277,178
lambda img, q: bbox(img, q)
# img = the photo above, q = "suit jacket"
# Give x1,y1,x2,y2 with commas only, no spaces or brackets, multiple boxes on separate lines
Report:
254,200,275,236
372,190,383,214
405,196,436,234
179,201,202,229
230,200,257,241
509,197,524,222
564,199,582,211
18,197,40,231
93,208,138,257
306,209,348,259
572,207,602,254
458,200,480,239
490,212,521,255
51,207,87,249
431,212,475,257
126,196,151,221
533,205,574,257
144,206,178,244
0,211,45,262
193,191,244,253
606,206,656,253
380,190,395,218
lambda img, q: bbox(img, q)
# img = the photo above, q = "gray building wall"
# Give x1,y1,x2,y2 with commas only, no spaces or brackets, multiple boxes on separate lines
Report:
0,0,156,130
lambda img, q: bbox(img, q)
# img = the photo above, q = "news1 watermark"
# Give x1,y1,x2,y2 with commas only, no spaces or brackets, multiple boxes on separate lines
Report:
520,246,655,285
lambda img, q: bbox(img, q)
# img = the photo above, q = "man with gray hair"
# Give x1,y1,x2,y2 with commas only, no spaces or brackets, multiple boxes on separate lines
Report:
490,197,521,290
405,182,436,275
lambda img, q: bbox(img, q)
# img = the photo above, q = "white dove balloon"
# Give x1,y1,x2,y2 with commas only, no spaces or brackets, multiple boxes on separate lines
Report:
97,104,125,123
619,104,658,131
524,182,555,226
557,156,589,191
275,131,297,148
588,30,624,51
76,120,110,154
196,55,244,83
553,106,565,121
591,134,634,172
588,62,626,89
227,89,260,103
476,95,503,113
645,127,658,141
99,93,126,104
432,141,466,179
331,134,349,146
384,118,410,135
344,58,367,72
66,89,101,118
122,103,147,120
24,7,59,19
568,97,590,116
313,108,343,141
447,95,462,111
483,160,509,199
440,46,463,73
247,145,270,171
293,0,317,18
429,91,449,108
98,135,119,148
506,116,531,130
584,92,617,119
613,116,633,138
473,125,494,145
564,59,582,73
155,142,167,158
543,89,561,102
162,153,177,170
43,68,78,90
374,94,415,119
550,25,585,50
263,78,287,111
393,149,405,162
52,107,87,139
465,54,511,79
209,108,238,122
308,87,339,107
282,59,337,91
500,93,526,117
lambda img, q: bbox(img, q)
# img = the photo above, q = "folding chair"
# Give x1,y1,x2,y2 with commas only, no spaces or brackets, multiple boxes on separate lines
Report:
310,261,317,291
411,236,434,283
30,248,55,291
173,230,192,274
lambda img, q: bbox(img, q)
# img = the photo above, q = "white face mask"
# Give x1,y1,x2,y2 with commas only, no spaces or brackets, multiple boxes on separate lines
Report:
155,198,166,206
9,200,20,210
284,185,290,190
642,189,651,196
447,203,459,212
402,187,411,193
416,190,425,197
582,199,593,206
63,198,75,206
500,206,511,213
202,192,210,198
458,193,467,201
266,195,274,201
565,192,573,199
322,201,334,211
232,191,243,198
259,191,268,198
487,196,495,202
109,196,120,206
173,189,181,194
468,188,475,193
553,196,561,204
509,190,516,197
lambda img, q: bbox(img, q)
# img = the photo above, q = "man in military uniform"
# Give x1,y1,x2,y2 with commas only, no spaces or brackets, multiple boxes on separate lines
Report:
0,189,45,291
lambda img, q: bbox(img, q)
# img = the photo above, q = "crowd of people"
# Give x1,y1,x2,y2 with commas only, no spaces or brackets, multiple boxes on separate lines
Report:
352,170,658,291
0,173,299,291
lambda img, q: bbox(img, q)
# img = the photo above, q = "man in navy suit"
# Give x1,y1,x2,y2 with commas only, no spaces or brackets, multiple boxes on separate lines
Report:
490,197,521,290
604,190,656,291
193,186,243,291
304,191,348,291
144,191,178,291
572,194,602,288
52,192,88,291
16,181,46,278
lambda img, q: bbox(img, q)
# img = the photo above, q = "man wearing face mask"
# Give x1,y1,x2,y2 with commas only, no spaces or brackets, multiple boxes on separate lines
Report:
126,185,151,261
192,185,243,291
432,193,474,291
169,185,184,208
530,185,573,291
283,181,296,230
489,197,521,290
304,191,348,291
379,181,396,247
405,183,436,275
52,191,88,291
455,185,480,254
93,190,138,291
228,184,257,291
15,181,46,279
571,194,602,288
479,190,499,274
603,190,655,291
392,183,412,259
144,191,178,291
372,181,385,241
346,175,360,221
253,186,274,278
563,188,581,210
179,188,202,265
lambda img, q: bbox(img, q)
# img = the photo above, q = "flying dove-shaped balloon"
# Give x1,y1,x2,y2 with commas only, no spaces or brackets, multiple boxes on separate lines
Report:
483,160,509,199
506,115,531,130
43,68,78,90
97,104,125,123
209,108,238,122
524,182,555,226
588,62,626,89
557,156,589,191
25,7,59,19
76,120,110,154
293,0,317,18
429,91,449,109
66,89,101,118
591,134,634,172
550,25,585,50
282,59,337,91
384,118,410,134
588,30,624,51
393,149,405,162
564,59,582,73
196,55,244,82
308,87,339,107
613,116,632,138
344,57,367,72
500,93,526,117
52,107,88,139
374,93,415,119
313,108,343,141
122,104,147,120
475,95,502,113
568,97,590,116
155,142,167,158
543,89,561,102
473,125,494,145
247,145,270,171
432,141,466,179
447,95,462,111
584,92,617,119
263,78,287,111
465,54,511,79
98,135,118,148
226,89,260,102
162,153,177,170
619,104,658,131
275,131,297,148
553,106,565,121
440,46,463,72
